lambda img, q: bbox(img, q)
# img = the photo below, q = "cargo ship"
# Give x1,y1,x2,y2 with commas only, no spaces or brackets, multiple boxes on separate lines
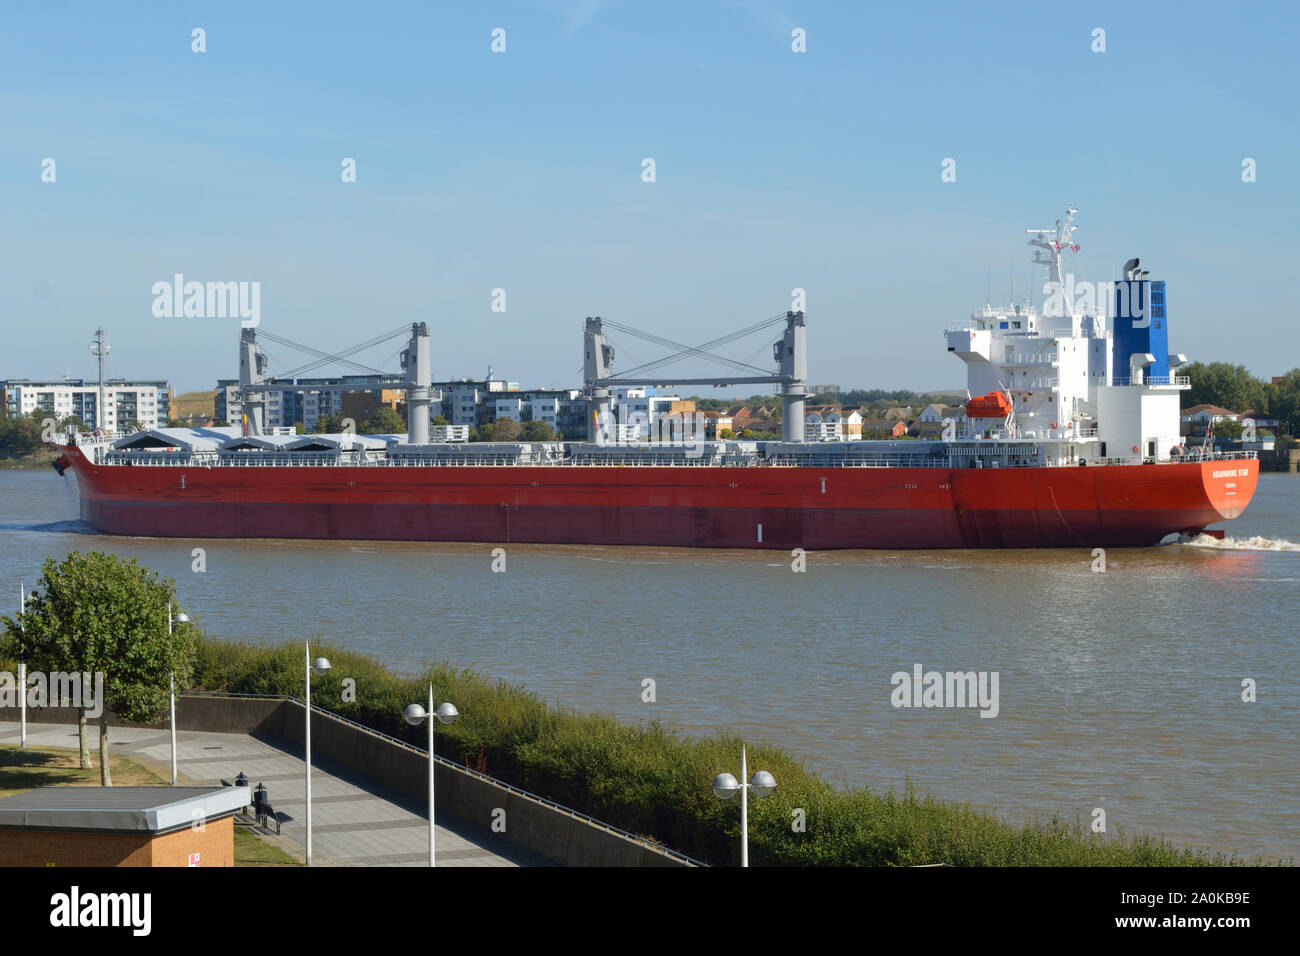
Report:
56,208,1257,549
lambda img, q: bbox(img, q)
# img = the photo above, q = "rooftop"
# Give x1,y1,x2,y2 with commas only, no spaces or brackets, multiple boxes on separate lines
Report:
0,785,248,834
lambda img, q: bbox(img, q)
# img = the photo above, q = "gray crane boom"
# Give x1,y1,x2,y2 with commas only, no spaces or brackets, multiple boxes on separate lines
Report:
583,311,809,442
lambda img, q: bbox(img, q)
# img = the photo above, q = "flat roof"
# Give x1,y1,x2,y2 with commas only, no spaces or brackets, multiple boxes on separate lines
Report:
0,785,249,834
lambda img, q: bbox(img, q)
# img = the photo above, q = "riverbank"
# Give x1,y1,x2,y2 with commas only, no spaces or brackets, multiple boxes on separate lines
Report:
0,448,59,470
189,637,1280,866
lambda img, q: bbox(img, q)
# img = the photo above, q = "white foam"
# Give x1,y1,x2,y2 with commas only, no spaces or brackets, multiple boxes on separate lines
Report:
1179,533,1300,552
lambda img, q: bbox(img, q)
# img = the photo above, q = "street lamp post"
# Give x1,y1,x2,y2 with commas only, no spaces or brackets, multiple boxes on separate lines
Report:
166,602,189,785
711,744,777,867
404,685,459,867
17,582,28,749
304,642,331,866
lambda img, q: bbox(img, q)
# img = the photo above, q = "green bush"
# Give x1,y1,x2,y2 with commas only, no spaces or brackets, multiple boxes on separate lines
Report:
187,636,1267,867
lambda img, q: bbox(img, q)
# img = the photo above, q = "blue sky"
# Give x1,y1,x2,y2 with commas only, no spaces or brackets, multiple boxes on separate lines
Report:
3,0,1296,394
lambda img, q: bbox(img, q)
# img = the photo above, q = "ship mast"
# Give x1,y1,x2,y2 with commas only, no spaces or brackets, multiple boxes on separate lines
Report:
1026,205,1079,322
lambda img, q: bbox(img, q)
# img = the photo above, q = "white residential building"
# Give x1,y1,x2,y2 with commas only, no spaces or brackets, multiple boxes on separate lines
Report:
2,379,171,432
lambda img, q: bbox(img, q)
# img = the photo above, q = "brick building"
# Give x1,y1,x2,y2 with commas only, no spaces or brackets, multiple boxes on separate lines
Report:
0,785,249,867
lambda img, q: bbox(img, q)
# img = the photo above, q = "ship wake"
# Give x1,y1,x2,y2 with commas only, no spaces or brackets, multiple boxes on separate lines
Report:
1177,533,1300,552
0,519,99,535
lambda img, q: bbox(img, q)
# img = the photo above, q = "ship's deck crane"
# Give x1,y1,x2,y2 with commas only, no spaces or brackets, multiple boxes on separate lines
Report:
237,323,433,443
583,311,809,442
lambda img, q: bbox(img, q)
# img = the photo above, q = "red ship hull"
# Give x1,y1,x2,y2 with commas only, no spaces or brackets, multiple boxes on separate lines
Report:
58,447,1257,549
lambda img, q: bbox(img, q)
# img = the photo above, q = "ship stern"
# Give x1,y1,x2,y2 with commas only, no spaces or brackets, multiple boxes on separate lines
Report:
1199,457,1259,522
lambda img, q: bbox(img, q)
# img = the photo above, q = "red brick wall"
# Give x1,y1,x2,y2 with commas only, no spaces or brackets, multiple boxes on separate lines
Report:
0,817,233,867
151,817,233,867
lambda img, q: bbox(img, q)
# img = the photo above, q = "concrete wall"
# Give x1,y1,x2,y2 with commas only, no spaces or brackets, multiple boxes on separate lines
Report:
269,698,687,868
6,695,692,867
13,695,286,736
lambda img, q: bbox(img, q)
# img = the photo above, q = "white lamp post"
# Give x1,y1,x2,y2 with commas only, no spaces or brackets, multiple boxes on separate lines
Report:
166,603,189,785
404,685,458,867
711,745,777,867
17,582,29,749
305,643,331,866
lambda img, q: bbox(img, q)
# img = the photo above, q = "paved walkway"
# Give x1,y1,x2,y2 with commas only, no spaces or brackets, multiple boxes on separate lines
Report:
0,720,547,867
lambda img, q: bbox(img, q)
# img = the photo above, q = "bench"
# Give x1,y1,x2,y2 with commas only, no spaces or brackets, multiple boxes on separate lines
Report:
224,776,292,835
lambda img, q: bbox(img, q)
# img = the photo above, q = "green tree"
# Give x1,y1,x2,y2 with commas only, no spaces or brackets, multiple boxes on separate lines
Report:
314,412,345,433
1272,369,1300,437
0,410,46,458
1182,362,1268,413
431,415,449,426
361,405,406,434
519,420,558,442
482,417,521,442
718,428,736,440
0,552,198,785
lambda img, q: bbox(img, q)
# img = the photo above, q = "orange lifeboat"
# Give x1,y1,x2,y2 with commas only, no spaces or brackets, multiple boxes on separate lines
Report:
965,391,1013,419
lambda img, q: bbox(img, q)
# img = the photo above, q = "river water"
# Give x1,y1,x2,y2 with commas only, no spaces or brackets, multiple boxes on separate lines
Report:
1,467,1296,861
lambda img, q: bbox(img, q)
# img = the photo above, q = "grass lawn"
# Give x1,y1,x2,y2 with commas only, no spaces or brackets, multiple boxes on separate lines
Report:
233,827,300,866
0,744,299,866
0,743,164,795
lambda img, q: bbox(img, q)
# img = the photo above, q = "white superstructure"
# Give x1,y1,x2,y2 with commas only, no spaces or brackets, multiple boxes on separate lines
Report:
944,206,1190,464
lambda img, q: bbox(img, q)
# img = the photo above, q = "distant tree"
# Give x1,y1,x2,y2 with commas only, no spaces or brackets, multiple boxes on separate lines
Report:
520,420,558,442
740,429,758,440
165,418,187,428
1213,419,1244,439
1272,369,1300,437
719,428,736,440
482,418,521,442
0,552,197,785
0,410,46,458
294,422,306,435
1182,362,1268,414
693,398,729,411
431,415,449,426
361,406,406,435
315,412,345,433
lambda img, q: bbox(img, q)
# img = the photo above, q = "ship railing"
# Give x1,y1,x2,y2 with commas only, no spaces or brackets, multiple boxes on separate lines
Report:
387,454,547,466
1004,353,1059,365
178,691,705,867
567,455,728,467
100,452,222,466
1109,375,1191,387
764,455,952,468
